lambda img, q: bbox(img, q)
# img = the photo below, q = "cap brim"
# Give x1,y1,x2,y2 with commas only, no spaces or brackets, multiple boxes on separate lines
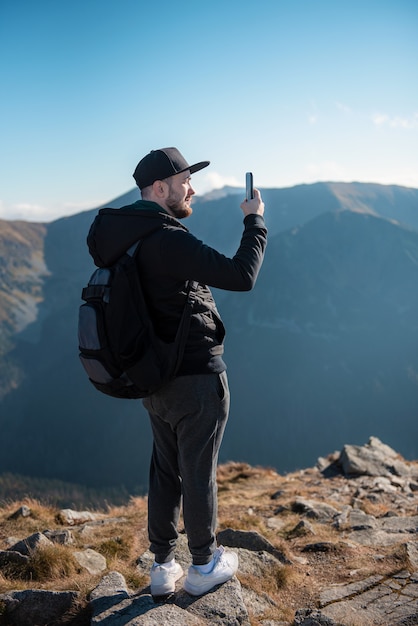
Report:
189,161,210,175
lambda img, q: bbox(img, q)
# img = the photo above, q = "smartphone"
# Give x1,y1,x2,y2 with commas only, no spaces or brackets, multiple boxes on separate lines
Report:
245,172,254,201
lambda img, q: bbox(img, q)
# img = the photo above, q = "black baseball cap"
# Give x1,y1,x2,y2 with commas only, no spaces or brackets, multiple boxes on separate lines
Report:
133,147,210,189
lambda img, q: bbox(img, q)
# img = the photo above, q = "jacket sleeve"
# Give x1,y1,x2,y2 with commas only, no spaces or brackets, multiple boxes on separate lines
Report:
158,214,267,291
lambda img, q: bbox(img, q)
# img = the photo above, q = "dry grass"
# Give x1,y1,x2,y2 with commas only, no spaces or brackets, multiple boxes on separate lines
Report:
240,563,297,624
0,495,148,596
215,460,418,623
1,462,417,624
26,545,80,582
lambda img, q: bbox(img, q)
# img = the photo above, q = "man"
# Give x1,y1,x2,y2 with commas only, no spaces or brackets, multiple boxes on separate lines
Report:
87,147,267,597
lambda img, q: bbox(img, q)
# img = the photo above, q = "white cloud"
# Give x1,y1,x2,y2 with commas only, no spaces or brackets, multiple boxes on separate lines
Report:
0,201,50,222
62,199,106,211
305,161,350,182
372,113,389,126
302,161,418,189
193,171,241,196
336,101,352,114
372,112,418,129
0,198,107,222
307,99,318,124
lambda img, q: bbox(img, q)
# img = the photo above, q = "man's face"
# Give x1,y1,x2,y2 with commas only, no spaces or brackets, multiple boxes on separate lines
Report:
164,170,195,219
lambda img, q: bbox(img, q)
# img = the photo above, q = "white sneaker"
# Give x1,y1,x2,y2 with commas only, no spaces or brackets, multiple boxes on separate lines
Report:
150,560,183,596
183,546,238,596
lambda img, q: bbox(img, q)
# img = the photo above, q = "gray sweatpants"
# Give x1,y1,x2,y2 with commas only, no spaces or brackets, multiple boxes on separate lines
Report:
142,371,230,566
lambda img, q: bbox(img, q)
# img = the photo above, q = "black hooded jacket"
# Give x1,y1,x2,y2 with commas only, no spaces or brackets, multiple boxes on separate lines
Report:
87,200,267,376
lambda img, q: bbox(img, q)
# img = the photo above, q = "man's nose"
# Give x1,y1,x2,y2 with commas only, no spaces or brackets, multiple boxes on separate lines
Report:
189,185,196,196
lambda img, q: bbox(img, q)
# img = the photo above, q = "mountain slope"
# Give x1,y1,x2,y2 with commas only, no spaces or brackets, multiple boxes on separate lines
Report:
220,210,418,471
0,219,48,396
0,183,417,490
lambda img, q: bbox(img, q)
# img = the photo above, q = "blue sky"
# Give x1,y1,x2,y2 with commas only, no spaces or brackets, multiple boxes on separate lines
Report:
1,0,417,221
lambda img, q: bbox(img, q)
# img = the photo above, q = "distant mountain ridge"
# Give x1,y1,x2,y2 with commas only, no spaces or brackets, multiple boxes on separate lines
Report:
0,182,417,491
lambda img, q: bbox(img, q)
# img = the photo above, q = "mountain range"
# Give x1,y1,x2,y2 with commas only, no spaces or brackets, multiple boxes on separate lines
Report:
0,182,417,493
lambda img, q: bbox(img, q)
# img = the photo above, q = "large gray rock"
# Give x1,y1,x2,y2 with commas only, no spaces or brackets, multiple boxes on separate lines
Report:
7,505,31,520
90,571,130,617
0,589,79,626
291,498,341,523
73,548,107,575
294,608,341,625
319,571,418,626
43,528,74,545
404,541,418,570
339,436,413,478
176,577,249,625
345,508,377,530
347,510,418,547
90,570,130,601
90,570,249,625
57,508,99,525
0,550,29,568
217,528,291,564
8,532,53,556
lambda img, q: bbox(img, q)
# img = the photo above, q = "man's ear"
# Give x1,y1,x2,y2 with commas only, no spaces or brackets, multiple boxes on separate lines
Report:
152,180,168,199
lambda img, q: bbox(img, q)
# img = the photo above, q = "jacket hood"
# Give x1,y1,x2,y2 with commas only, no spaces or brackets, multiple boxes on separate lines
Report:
87,200,188,267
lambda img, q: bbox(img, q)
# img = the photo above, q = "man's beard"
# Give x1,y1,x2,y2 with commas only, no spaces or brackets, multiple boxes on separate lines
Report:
166,193,193,219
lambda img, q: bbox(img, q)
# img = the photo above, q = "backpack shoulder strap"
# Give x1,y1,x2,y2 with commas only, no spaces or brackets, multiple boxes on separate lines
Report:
124,231,198,377
126,225,163,259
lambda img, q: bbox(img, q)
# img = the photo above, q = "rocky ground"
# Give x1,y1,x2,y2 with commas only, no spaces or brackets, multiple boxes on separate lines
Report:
1,436,418,625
